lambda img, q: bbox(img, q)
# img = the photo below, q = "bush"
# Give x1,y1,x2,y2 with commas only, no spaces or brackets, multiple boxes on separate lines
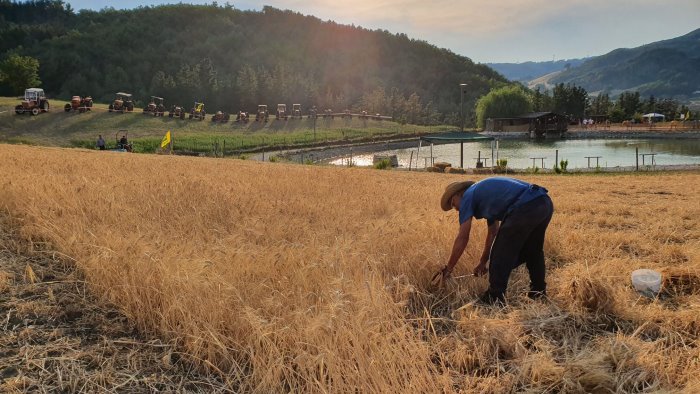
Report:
374,158,391,170
494,158,508,173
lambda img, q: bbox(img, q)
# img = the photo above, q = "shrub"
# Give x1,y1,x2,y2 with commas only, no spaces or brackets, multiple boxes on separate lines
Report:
494,159,508,173
374,158,391,170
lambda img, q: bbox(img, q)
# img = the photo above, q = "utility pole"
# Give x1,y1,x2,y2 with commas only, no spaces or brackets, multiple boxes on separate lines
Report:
460,83,468,132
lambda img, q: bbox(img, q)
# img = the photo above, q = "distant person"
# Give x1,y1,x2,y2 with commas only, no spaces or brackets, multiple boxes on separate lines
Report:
435,177,554,304
96,135,105,150
119,135,128,147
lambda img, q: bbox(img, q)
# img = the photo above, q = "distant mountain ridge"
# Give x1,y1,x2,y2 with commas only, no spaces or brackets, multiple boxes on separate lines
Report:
550,28,700,98
486,59,588,83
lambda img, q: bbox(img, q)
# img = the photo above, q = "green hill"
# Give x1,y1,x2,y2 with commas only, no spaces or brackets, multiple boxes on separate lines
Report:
550,29,700,98
0,1,508,126
0,97,450,153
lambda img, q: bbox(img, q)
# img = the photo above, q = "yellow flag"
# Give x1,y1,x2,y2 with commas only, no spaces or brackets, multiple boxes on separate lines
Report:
687,111,691,121
160,130,171,148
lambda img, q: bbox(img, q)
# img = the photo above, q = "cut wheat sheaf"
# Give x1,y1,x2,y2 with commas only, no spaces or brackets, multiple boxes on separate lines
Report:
1,144,698,392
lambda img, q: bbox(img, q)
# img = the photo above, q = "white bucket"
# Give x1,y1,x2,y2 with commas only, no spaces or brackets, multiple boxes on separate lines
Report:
631,269,662,297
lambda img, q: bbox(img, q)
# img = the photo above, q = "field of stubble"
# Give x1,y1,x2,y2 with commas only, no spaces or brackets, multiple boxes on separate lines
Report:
0,144,698,393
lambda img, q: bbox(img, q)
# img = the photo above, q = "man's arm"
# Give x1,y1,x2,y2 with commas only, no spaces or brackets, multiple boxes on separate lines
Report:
474,221,499,276
443,218,472,277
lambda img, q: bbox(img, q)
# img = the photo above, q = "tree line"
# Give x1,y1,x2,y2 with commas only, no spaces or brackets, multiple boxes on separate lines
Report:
0,0,508,126
476,83,696,128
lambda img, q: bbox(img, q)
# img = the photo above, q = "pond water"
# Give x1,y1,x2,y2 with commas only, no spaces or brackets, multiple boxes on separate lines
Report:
328,138,700,169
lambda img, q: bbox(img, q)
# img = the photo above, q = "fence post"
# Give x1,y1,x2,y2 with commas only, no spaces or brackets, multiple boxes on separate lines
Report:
635,147,639,171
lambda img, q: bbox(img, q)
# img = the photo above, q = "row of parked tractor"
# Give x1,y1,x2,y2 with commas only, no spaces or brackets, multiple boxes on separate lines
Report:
12,88,392,122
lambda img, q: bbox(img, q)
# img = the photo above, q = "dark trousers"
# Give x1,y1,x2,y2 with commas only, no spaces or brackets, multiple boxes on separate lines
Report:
488,195,554,298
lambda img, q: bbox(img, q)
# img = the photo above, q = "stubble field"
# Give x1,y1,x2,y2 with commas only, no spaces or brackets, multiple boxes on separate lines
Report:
0,144,698,393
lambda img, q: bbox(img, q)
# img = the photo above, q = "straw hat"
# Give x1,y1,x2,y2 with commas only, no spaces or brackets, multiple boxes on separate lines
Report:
440,181,474,211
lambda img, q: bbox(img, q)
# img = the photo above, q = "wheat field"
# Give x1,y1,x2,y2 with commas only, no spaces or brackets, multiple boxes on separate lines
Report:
1,144,699,393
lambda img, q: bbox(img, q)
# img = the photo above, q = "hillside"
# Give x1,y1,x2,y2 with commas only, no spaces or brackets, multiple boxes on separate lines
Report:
0,1,508,126
550,28,700,98
487,58,588,83
0,97,450,153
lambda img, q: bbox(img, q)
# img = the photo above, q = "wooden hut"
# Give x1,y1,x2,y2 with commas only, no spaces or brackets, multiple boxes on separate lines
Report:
485,112,568,137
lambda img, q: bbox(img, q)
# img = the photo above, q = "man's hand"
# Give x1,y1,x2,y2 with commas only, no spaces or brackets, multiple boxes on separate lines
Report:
473,260,488,277
431,266,453,286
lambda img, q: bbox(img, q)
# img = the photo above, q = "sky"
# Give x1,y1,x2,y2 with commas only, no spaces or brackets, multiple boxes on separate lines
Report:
64,0,700,63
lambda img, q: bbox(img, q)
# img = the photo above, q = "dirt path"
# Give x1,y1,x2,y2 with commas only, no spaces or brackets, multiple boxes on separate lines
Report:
0,217,230,393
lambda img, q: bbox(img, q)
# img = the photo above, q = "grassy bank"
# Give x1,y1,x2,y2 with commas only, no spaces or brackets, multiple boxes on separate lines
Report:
1,144,698,392
0,97,451,153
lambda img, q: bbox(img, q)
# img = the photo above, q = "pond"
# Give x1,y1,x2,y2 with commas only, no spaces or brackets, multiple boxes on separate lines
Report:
328,138,700,169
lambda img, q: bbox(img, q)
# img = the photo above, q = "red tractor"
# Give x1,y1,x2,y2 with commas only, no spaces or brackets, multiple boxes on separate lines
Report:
64,95,93,113
114,131,133,152
15,88,50,115
108,92,134,113
143,96,166,116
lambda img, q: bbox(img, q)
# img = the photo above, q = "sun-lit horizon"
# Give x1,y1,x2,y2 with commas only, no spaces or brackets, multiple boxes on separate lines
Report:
62,0,699,63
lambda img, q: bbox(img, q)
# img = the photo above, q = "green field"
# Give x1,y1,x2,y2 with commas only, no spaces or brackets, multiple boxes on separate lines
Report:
0,97,451,153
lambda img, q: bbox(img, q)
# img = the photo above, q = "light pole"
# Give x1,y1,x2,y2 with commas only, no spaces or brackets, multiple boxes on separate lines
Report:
459,83,468,132
311,106,317,141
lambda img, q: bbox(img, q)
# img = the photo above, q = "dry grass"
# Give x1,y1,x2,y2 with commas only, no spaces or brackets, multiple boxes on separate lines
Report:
0,215,229,393
0,144,698,392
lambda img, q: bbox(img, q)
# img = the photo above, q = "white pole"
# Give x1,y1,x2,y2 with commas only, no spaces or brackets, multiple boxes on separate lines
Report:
496,139,499,163
417,139,422,168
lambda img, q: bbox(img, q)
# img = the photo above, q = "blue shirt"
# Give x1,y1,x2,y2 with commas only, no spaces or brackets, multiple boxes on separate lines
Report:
459,177,548,225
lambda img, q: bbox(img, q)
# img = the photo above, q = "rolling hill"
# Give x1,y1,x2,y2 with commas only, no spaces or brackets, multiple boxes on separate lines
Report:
0,1,508,126
549,28,700,98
